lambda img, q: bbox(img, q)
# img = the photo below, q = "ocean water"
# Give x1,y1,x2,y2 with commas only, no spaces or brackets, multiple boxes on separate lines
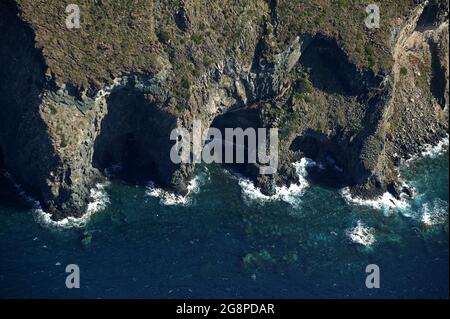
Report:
0,146,448,298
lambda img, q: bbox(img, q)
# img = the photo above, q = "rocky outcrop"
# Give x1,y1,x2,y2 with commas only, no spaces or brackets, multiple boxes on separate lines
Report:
0,0,448,219
0,1,67,216
384,0,449,185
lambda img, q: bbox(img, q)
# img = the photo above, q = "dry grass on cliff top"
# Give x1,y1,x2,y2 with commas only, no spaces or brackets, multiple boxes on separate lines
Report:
17,0,159,90
16,0,417,91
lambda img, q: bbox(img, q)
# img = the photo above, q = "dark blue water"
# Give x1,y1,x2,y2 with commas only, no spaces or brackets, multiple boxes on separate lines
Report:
0,149,448,298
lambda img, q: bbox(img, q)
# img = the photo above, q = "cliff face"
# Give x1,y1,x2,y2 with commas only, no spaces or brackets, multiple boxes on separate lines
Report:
0,0,448,219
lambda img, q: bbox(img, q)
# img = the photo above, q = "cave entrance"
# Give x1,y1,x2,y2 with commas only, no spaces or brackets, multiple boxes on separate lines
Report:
93,89,178,187
290,133,321,159
207,107,262,176
290,130,349,188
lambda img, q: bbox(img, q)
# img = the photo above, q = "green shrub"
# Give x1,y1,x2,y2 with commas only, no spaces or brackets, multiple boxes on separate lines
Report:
365,46,376,68
400,67,408,76
49,104,58,115
181,76,191,90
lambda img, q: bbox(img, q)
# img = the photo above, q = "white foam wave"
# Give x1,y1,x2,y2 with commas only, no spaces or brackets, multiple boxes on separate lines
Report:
406,135,449,163
33,183,110,229
342,135,448,214
419,198,448,226
238,158,313,206
145,170,207,206
420,135,449,158
346,221,376,247
3,170,110,228
341,187,410,214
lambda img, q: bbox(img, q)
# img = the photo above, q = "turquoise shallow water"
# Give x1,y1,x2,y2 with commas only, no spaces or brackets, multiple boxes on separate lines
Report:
0,150,448,298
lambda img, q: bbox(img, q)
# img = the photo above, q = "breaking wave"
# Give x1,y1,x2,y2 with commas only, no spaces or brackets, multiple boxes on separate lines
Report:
33,183,110,229
419,198,448,227
237,158,314,207
145,168,209,206
406,135,449,163
341,135,448,218
346,220,376,247
341,187,410,215
420,135,449,158
2,170,110,228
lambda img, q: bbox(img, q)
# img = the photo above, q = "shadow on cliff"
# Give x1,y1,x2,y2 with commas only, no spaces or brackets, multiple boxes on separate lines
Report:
0,147,25,208
299,34,383,96
92,89,178,188
0,0,59,211
429,40,447,109
415,0,442,32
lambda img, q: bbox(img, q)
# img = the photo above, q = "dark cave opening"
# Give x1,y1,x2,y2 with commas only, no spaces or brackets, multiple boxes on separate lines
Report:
93,89,178,187
299,34,382,96
290,130,350,188
208,108,262,177
290,133,321,159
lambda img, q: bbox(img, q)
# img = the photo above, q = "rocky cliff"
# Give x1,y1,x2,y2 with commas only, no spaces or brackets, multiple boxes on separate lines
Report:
0,0,448,219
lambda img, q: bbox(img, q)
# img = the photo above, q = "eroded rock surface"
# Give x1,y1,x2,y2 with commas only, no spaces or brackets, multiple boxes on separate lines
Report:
0,0,448,219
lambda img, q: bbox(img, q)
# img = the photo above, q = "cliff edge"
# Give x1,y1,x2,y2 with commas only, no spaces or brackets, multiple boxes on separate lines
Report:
0,0,448,219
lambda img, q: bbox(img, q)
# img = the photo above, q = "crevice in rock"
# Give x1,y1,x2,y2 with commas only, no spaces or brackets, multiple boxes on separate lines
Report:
268,0,279,37
92,89,178,188
429,40,447,109
175,3,190,32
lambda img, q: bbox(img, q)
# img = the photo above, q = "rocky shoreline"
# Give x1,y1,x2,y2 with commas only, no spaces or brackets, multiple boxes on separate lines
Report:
0,0,448,219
